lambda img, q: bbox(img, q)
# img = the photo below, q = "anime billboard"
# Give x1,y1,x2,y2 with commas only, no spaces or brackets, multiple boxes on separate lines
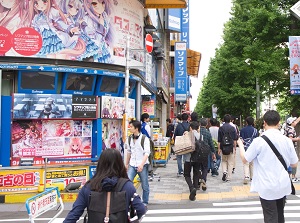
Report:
0,0,144,67
11,119,92,166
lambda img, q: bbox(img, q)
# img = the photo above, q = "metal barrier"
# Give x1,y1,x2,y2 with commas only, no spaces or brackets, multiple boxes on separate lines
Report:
25,187,64,223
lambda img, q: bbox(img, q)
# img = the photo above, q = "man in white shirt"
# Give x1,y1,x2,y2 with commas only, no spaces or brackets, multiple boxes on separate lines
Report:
126,120,150,206
240,110,298,223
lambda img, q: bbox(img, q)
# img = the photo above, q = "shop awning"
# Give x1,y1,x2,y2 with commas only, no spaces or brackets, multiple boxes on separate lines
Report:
144,0,187,8
187,49,201,77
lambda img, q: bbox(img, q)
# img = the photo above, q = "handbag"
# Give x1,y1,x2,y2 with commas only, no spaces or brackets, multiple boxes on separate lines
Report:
173,124,195,155
261,135,296,195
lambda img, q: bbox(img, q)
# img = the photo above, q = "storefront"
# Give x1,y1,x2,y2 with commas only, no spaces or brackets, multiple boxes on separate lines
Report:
0,0,158,183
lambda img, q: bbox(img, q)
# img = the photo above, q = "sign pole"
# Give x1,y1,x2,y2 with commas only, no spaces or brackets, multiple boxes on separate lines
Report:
123,36,130,164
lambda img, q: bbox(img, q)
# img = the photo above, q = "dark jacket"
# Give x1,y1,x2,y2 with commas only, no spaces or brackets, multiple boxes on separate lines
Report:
174,121,190,139
63,177,146,222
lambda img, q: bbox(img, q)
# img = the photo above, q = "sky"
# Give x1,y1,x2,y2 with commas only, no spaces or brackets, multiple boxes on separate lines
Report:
189,0,233,111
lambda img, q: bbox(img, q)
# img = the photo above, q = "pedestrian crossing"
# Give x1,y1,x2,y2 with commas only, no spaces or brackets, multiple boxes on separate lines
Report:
141,197,300,222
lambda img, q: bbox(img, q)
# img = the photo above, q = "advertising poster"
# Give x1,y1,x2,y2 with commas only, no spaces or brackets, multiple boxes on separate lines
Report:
0,169,42,194
13,93,73,119
11,120,92,166
289,36,300,95
102,119,123,155
46,167,88,187
72,95,97,119
0,0,144,68
101,96,135,119
142,98,155,116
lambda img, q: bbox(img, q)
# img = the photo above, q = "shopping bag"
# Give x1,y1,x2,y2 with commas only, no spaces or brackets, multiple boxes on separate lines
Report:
173,131,195,155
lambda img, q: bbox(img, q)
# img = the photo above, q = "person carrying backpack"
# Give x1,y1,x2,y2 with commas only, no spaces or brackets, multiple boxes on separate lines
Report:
125,120,150,207
218,114,238,182
64,149,146,223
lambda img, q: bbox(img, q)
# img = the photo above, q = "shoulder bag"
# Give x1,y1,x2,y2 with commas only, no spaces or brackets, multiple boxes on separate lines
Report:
261,135,296,195
173,123,195,155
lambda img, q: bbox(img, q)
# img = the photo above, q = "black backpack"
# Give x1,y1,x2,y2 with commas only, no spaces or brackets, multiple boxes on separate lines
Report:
221,131,233,155
191,136,211,162
85,178,130,223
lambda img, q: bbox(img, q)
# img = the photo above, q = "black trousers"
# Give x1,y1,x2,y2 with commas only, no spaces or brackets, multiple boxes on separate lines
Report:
260,196,286,223
184,161,200,191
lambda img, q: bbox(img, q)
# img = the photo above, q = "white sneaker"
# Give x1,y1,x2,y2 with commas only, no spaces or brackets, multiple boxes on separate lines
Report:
243,177,250,185
292,178,299,183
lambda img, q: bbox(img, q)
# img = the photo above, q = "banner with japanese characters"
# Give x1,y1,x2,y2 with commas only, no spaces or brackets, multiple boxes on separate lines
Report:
0,0,144,68
174,42,187,101
11,120,92,166
289,36,300,95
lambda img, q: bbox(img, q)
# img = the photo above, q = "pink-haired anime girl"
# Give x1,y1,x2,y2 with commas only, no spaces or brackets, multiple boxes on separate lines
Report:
82,0,114,63
0,0,30,33
68,137,83,154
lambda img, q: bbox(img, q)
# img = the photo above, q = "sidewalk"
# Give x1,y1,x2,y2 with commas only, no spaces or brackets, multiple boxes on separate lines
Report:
137,147,300,204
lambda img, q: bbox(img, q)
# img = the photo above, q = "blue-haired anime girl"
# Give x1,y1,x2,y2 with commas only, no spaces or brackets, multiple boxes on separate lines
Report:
82,0,114,63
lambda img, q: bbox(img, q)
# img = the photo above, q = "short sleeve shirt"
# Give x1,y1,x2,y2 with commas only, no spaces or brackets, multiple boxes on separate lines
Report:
244,129,298,200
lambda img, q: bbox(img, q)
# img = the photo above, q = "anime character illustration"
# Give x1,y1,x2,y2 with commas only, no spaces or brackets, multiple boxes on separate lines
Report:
67,137,83,154
101,97,111,118
0,0,30,33
82,120,92,136
59,0,100,61
82,0,114,63
38,97,60,118
102,122,108,150
28,0,67,58
291,64,300,78
56,121,72,137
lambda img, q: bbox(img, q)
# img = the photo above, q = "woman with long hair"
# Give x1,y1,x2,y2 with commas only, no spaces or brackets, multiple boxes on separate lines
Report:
64,149,146,222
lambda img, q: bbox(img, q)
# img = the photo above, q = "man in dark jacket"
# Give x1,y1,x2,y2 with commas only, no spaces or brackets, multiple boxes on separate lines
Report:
174,113,190,176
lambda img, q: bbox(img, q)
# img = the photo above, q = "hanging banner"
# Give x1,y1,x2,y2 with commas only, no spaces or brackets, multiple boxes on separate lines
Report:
289,36,300,95
181,0,190,48
175,42,187,102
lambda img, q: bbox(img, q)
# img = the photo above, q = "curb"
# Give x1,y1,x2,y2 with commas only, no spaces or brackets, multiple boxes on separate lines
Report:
0,182,142,204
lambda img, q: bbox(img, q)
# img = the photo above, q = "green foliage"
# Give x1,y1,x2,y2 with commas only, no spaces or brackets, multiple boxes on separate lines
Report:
195,0,300,121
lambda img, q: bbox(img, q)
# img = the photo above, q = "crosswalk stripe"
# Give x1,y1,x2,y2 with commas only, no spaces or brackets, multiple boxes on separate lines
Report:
213,199,300,206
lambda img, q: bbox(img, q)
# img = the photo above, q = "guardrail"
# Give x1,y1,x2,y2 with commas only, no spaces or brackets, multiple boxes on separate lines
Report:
25,187,64,223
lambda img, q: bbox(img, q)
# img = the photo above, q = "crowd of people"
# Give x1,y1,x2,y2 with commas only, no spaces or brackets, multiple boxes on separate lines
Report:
169,110,299,223
63,110,299,223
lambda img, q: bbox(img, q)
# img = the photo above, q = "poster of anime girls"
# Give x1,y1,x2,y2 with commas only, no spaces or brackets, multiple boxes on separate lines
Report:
11,120,92,166
102,119,123,155
0,0,144,67
101,96,135,119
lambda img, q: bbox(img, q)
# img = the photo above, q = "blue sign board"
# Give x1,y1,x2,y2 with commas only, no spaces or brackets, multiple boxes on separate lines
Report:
181,0,189,48
175,42,187,102
168,9,181,32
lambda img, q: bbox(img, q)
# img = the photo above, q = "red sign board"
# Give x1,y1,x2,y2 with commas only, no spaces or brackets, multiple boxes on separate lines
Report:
145,34,153,53
0,26,12,55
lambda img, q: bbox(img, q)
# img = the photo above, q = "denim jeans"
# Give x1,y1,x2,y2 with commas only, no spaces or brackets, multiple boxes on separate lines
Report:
177,154,183,174
128,164,149,205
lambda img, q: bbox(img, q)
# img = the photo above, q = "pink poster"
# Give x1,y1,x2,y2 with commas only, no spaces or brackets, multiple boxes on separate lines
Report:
11,120,92,166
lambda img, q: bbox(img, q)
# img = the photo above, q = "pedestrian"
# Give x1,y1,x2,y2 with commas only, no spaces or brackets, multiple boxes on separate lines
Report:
229,116,239,174
239,110,298,223
125,120,150,207
64,149,146,222
182,121,201,201
172,114,182,160
284,116,300,182
173,113,190,177
209,118,221,177
218,114,238,182
141,113,151,138
198,118,216,190
166,118,175,154
239,116,258,184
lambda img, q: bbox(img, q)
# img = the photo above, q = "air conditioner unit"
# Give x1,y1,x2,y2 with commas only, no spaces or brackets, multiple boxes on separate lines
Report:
291,1,300,20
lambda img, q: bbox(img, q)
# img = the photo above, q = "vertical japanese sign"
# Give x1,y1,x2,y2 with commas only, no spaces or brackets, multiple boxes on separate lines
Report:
181,0,189,48
175,42,187,102
289,36,300,95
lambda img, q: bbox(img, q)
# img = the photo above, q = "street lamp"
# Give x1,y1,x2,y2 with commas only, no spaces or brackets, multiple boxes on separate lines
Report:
245,58,260,120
